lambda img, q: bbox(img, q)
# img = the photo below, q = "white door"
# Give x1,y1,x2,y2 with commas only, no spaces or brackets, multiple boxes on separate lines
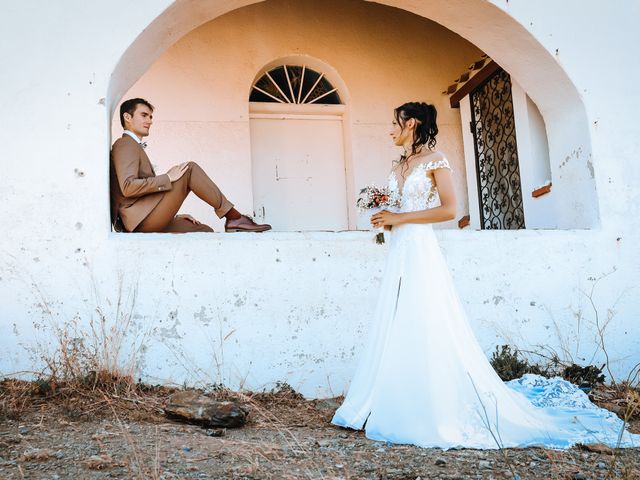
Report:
250,114,348,231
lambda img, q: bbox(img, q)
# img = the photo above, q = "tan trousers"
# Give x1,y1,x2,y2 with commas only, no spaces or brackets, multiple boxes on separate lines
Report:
160,216,215,233
136,162,234,233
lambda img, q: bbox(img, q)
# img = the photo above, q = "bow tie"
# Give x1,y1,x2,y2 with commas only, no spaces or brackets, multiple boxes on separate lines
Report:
140,141,148,149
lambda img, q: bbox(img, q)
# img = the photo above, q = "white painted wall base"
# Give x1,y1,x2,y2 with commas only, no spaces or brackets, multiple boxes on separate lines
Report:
2,229,637,398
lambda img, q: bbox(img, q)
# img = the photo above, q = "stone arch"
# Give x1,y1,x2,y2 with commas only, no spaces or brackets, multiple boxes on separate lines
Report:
107,0,598,228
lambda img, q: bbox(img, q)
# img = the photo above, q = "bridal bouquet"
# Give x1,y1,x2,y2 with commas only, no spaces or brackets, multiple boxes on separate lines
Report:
357,184,400,244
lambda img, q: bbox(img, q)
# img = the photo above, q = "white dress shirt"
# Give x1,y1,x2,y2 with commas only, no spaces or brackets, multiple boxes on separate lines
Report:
123,130,144,145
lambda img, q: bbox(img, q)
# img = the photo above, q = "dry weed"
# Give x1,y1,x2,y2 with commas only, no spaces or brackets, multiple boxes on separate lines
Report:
82,453,118,470
18,448,55,462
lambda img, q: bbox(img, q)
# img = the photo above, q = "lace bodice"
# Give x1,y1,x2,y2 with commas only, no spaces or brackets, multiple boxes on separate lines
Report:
388,155,452,213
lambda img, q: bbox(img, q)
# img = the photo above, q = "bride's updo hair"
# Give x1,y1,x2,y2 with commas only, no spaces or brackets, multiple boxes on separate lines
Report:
394,102,438,155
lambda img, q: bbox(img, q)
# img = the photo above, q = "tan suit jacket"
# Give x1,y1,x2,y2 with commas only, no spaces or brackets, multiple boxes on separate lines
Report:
110,135,172,232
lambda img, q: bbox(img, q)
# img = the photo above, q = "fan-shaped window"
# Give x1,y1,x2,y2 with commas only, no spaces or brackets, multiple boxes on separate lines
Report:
250,65,341,104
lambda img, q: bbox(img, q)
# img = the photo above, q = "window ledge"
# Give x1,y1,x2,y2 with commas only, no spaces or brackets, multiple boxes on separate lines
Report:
108,225,599,243
108,230,379,242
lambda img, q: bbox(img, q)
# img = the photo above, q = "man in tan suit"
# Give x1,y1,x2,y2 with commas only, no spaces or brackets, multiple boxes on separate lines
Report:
110,98,271,233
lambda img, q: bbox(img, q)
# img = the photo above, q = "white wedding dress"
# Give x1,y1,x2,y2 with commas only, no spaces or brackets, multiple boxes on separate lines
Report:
332,152,639,450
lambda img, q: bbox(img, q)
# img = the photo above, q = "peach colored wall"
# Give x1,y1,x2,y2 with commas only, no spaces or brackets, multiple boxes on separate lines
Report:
114,0,482,231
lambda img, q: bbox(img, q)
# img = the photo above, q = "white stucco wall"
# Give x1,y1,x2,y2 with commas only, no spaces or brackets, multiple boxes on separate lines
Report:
1,0,639,397
512,79,557,229
523,92,555,228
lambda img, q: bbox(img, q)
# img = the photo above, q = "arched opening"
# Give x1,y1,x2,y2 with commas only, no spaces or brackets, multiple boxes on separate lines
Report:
248,57,352,231
250,64,342,105
108,0,598,231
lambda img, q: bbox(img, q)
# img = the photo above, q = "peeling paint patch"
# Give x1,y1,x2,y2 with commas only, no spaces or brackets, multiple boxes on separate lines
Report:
234,294,246,307
558,147,583,169
194,306,213,326
158,310,182,339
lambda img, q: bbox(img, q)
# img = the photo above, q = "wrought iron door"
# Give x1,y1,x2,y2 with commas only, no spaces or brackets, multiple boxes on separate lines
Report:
470,68,525,229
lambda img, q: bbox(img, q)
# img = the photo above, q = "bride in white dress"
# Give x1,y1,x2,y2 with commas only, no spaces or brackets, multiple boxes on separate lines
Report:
332,102,639,450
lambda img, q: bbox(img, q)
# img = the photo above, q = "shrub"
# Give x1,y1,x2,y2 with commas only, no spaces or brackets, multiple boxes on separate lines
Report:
490,345,548,381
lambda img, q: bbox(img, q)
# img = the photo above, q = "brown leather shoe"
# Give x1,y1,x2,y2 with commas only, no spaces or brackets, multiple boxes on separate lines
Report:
225,215,272,232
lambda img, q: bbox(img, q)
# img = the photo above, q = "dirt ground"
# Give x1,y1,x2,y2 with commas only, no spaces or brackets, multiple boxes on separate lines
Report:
0,384,639,480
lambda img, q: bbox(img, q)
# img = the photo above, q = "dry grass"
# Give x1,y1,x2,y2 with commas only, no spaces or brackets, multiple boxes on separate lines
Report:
0,377,345,480
586,366,640,480
0,376,174,423
2,374,639,480
0,273,171,423
591,382,640,429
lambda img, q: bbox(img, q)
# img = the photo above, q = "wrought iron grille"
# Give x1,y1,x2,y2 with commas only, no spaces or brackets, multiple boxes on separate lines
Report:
469,68,525,229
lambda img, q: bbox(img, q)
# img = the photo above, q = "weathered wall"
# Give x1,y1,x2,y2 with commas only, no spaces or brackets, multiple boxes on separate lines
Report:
1,0,638,397
512,80,557,229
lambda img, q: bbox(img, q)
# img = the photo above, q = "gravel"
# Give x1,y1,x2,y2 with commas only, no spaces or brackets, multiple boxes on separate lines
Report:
0,389,638,479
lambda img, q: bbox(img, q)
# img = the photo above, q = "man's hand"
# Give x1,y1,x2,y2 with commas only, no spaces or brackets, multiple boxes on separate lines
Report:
175,214,200,224
167,162,189,182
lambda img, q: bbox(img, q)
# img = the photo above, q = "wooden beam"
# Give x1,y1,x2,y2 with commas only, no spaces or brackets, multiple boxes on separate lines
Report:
449,60,501,108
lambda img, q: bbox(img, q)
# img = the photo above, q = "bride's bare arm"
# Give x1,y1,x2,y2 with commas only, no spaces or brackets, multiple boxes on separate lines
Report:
371,168,456,227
